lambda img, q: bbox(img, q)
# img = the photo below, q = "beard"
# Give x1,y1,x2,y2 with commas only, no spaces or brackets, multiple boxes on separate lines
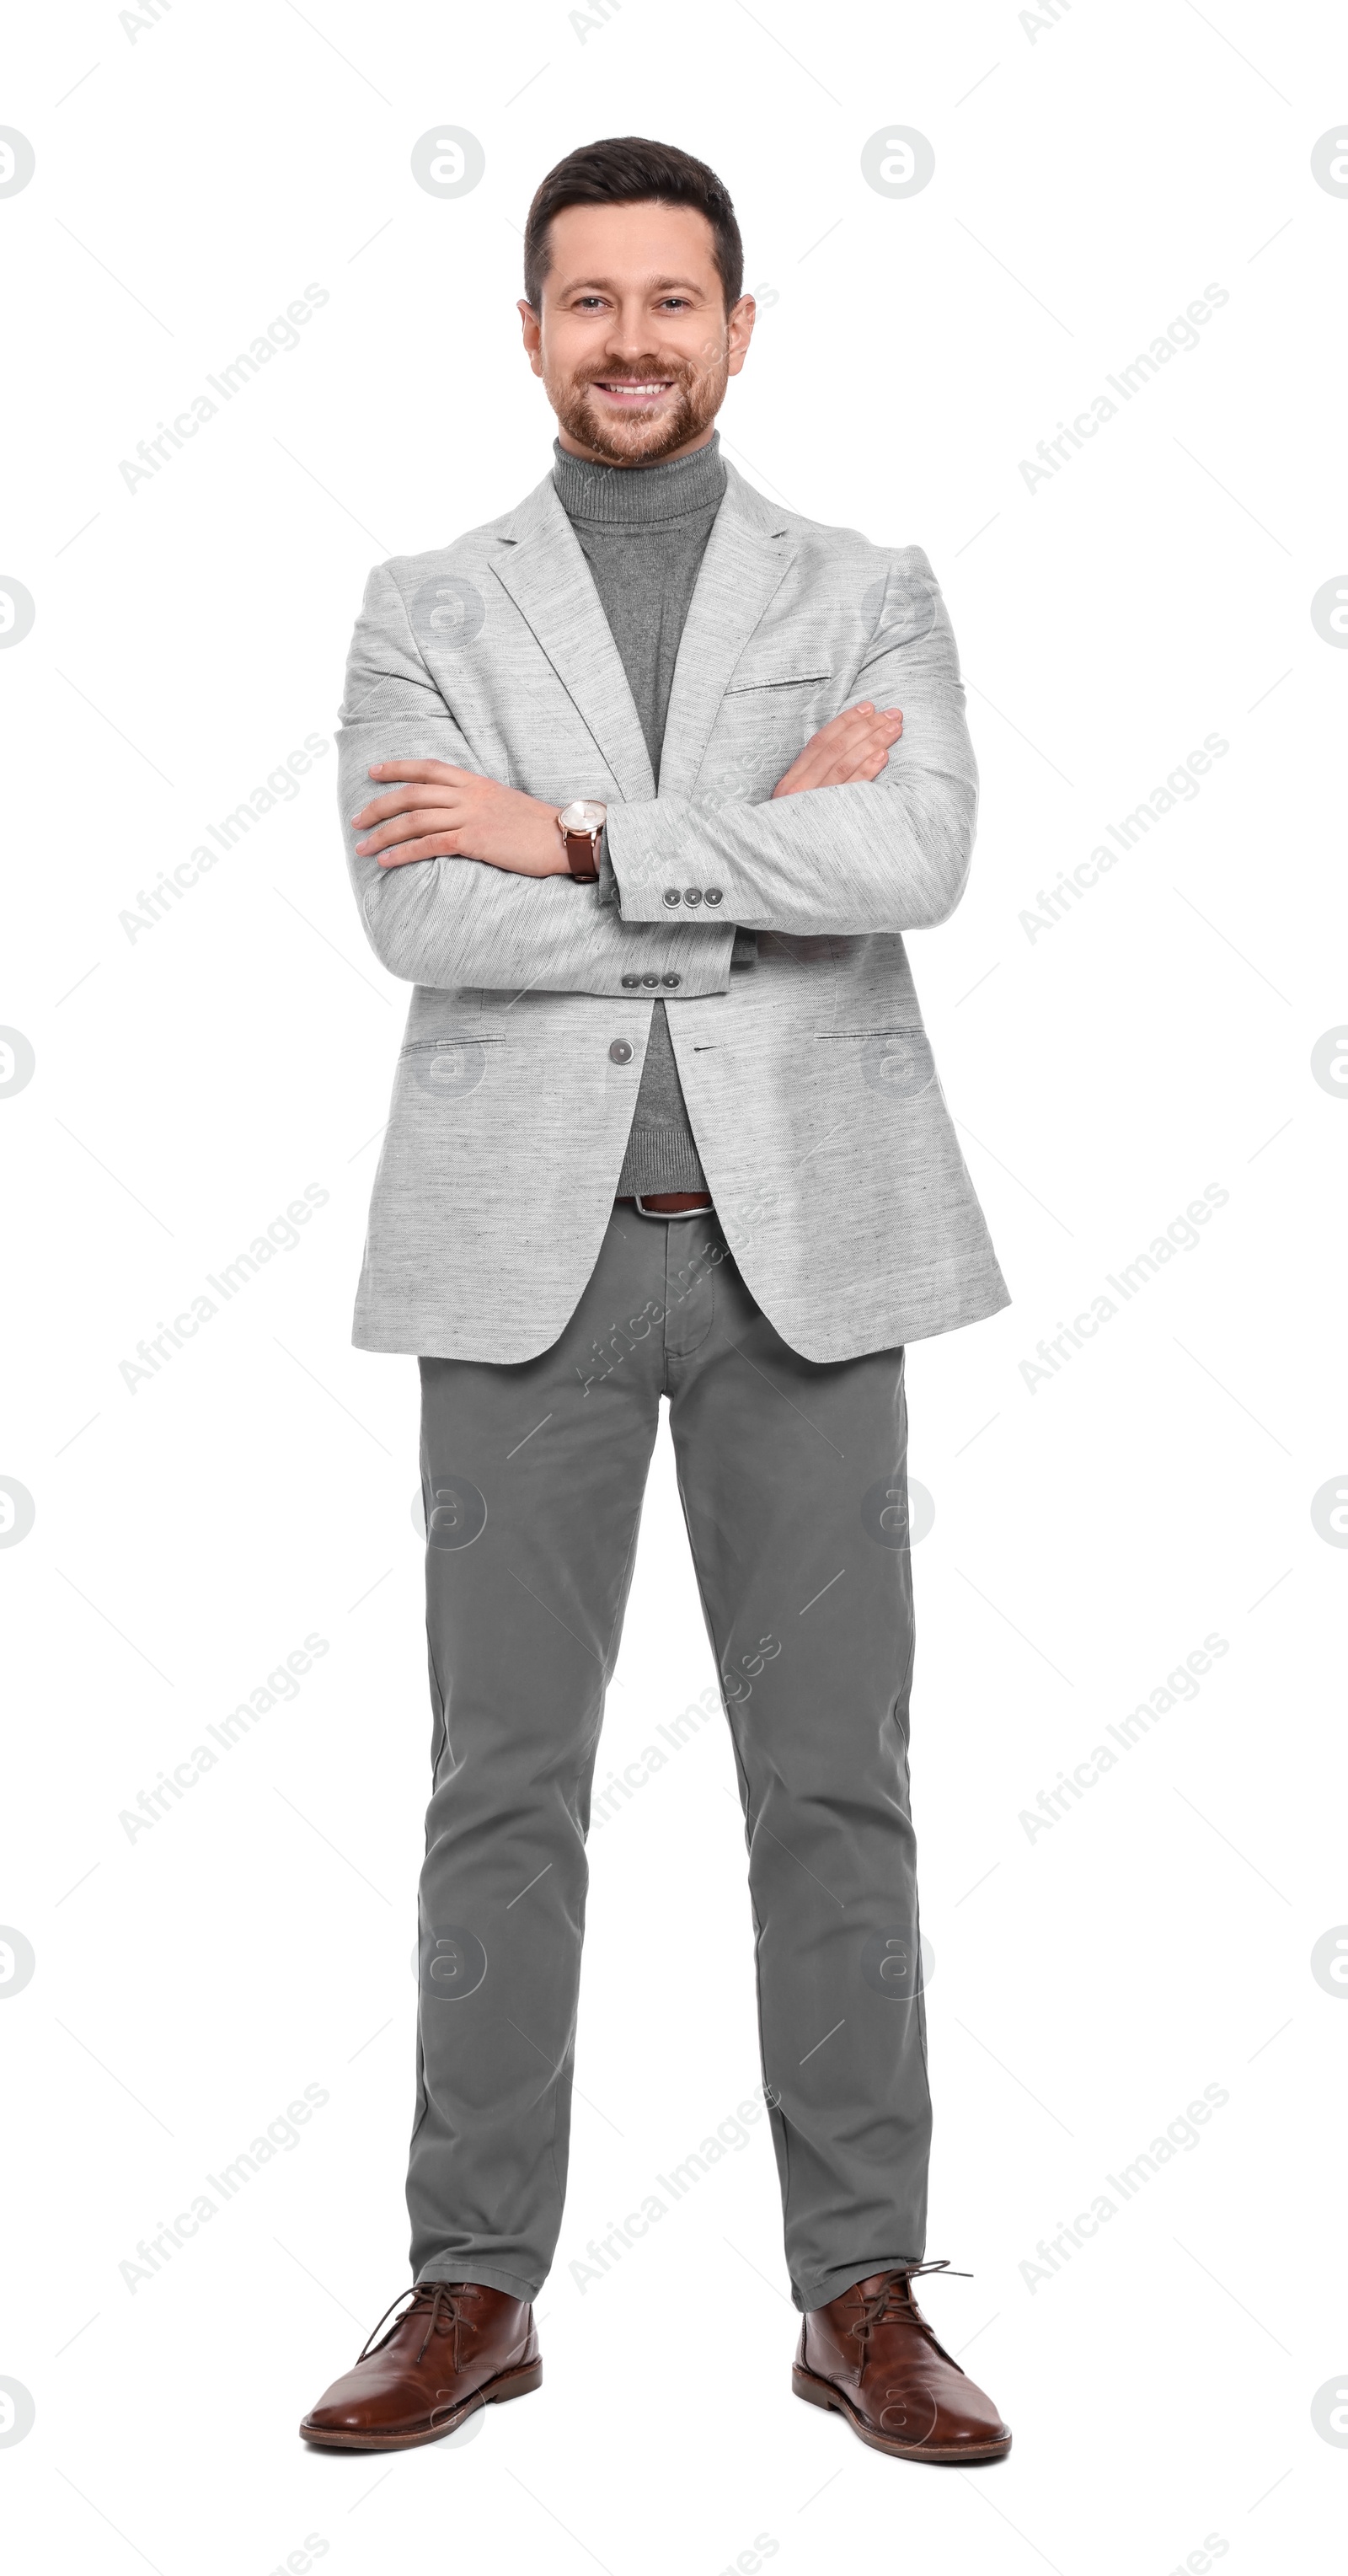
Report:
551,350,728,465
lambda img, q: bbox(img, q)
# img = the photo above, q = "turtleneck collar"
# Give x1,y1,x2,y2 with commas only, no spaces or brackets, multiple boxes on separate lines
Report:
551,430,727,527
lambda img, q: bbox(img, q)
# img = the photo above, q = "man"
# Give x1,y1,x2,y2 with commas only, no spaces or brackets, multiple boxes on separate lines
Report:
302,137,1012,2466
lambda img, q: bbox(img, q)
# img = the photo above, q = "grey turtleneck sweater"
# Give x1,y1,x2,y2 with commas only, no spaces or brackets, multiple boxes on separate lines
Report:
553,431,738,1197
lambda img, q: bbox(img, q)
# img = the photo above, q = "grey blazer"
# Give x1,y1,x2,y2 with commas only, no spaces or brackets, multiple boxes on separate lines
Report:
338,461,1008,1363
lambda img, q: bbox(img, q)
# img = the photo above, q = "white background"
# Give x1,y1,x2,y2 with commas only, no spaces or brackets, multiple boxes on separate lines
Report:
2,3,1345,2571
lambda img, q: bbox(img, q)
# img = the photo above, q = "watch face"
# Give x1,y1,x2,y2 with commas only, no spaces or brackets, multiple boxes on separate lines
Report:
561,799,607,830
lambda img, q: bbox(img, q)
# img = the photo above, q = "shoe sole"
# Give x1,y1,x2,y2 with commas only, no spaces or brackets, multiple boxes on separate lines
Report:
300,2355,543,2450
792,2363,1011,2464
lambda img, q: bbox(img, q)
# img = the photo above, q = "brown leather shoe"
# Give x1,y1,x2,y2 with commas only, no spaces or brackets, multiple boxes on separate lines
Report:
794,2261,1010,2463
300,2281,541,2450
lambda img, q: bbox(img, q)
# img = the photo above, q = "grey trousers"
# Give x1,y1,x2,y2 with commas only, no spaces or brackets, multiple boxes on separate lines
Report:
411,1203,932,2315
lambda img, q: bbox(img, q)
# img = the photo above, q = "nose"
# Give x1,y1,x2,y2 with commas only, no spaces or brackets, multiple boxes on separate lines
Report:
602,308,667,359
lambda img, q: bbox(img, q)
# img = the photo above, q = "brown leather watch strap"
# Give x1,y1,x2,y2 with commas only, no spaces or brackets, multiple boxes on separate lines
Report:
561,823,601,882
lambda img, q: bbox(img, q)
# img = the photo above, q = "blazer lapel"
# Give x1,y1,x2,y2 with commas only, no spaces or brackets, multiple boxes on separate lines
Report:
489,474,655,801
656,463,798,799
488,460,797,807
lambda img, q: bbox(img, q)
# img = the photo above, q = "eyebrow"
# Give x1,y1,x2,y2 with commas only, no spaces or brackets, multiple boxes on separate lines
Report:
554,273,708,297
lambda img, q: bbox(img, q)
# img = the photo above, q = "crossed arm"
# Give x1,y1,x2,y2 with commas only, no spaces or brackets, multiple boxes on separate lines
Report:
351,700,906,877
337,555,976,992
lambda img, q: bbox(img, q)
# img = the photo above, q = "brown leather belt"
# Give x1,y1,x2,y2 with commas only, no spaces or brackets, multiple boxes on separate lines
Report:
617,1191,713,1219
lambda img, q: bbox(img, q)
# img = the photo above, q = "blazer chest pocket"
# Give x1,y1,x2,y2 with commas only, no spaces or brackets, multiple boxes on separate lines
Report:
714,668,837,794
722,667,833,697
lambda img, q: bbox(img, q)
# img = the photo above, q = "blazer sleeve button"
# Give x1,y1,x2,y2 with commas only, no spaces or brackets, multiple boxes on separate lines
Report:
608,1038,634,1064
620,973,640,988
661,889,682,908
683,887,703,907
661,972,682,987
703,887,724,906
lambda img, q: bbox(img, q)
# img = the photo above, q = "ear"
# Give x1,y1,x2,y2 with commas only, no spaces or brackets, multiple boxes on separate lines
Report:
517,298,543,375
726,293,757,378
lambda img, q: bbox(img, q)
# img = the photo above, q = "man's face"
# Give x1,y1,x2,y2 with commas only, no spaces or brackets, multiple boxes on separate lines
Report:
519,199,755,466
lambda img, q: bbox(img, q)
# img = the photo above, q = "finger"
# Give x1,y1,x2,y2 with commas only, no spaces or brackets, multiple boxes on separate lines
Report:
376,832,463,869
366,759,468,785
777,761,847,796
805,704,897,763
840,739,897,778
842,709,901,745
786,706,871,770
356,811,457,854
841,717,901,764
807,742,895,789
776,752,831,795
351,785,463,827
822,699,875,733
837,704,901,733
809,703,878,750
773,703,902,796
843,717,901,757
805,722,899,786
776,727,879,794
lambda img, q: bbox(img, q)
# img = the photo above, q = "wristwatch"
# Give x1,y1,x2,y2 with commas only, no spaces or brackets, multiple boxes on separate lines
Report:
557,798,607,882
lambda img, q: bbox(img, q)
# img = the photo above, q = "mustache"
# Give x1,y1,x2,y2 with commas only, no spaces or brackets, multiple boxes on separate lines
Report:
575,356,695,386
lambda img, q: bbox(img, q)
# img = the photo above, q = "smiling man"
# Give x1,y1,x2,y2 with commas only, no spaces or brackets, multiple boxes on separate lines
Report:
302,136,1012,2467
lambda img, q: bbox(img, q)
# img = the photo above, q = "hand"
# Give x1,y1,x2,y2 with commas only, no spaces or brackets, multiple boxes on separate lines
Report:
351,761,567,875
771,701,903,799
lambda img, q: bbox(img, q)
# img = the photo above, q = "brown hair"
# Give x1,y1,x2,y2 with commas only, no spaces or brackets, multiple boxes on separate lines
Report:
523,136,744,312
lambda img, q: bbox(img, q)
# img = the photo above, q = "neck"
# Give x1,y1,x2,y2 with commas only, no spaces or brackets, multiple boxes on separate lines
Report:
551,431,726,526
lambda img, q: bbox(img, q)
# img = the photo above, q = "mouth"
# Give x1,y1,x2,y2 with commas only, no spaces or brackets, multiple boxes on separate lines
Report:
588,378,675,407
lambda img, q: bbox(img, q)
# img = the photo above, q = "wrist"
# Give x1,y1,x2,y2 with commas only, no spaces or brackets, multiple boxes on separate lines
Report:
555,798,606,882
524,801,570,873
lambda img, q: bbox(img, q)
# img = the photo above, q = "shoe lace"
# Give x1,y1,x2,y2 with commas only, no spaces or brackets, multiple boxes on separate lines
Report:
848,2259,970,2366
357,2281,480,2374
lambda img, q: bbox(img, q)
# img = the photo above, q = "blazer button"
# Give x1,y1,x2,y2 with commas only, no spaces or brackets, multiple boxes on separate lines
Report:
683,887,703,906
620,973,640,988
661,972,682,988
703,886,724,906
662,889,681,908
609,1039,634,1064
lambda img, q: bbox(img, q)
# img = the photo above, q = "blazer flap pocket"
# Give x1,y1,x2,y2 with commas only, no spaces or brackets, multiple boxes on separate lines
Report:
399,1035,502,1101
816,1026,937,1100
